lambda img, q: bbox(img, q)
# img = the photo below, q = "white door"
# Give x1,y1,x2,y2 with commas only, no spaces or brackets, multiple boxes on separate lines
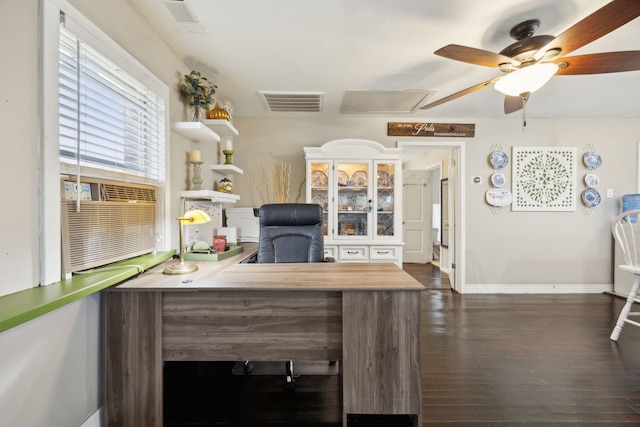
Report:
402,170,431,263
440,177,454,289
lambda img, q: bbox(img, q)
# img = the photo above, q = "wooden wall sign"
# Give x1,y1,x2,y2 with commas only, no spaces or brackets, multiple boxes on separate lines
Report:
387,122,475,138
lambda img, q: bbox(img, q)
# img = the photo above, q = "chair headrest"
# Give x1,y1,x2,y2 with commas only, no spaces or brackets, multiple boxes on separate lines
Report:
259,203,322,226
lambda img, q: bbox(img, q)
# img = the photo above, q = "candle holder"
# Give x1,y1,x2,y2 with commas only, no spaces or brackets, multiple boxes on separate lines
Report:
191,161,203,190
223,150,234,165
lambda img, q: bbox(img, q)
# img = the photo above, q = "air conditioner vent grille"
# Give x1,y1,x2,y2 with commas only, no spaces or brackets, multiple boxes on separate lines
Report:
61,178,157,274
162,0,204,33
259,91,324,113
101,183,156,203
62,202,156,273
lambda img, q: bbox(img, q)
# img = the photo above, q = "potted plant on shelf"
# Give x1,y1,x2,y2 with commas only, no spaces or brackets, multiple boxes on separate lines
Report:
180,70,217,121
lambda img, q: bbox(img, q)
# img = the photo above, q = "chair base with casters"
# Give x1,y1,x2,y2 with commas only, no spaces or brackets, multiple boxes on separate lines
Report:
243,203,334,390
610,209,640,341
285,361,294,391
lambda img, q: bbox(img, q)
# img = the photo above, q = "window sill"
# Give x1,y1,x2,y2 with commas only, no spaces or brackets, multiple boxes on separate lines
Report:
0,251,175,333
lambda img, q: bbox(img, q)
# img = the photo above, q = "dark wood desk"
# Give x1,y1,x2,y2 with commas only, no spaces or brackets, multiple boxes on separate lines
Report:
103,247,424,426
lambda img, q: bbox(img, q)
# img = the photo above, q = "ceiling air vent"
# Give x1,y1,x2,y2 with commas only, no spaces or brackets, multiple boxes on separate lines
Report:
260,91,324,113
162,0,204,33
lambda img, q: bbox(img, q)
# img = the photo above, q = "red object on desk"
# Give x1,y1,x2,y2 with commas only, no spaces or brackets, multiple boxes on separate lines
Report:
213,235,227,253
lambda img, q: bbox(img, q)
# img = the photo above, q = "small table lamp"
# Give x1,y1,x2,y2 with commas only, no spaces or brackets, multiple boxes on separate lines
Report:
163,209,211,275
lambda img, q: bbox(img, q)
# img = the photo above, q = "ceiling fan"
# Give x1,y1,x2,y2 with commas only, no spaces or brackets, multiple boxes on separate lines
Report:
420,0,640,115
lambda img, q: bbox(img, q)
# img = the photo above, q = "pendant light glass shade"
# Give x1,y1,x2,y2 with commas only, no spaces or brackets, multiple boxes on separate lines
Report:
494,63,559,96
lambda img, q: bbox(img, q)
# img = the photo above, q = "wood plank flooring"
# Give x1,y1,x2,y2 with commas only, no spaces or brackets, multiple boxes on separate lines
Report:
164,263,640,426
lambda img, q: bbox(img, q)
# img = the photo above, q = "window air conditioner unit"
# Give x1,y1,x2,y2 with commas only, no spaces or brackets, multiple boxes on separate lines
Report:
61,177,157,274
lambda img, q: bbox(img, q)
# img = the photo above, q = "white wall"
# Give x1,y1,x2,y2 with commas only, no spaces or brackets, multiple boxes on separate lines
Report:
464,118,638,292
0,296,101,427
0,0,40,297
230,116,640,292
0,0,192,425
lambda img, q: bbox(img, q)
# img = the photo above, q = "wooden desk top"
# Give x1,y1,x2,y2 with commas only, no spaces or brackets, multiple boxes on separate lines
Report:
112,244,424,292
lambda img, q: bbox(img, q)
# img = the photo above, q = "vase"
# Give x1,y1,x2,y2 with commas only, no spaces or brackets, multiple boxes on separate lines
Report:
213,235,227,253
192,105,201,121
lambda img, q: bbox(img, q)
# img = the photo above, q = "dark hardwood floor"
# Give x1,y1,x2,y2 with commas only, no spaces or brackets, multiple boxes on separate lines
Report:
164,263,640,426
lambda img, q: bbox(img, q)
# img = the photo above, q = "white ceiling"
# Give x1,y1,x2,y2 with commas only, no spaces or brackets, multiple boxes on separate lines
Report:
128,0,640,119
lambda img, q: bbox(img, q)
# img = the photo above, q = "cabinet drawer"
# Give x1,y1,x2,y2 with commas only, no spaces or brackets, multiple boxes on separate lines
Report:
324,245,337,259
370,246,399,260
338,246,369,261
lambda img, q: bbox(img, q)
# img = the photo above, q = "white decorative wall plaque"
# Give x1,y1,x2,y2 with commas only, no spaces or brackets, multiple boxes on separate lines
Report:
512,147,576,211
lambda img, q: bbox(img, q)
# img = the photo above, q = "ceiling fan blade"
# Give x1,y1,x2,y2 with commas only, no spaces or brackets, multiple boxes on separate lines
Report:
536,0,640,60
420,77,502,110
435,44,517,68
553,51,640,75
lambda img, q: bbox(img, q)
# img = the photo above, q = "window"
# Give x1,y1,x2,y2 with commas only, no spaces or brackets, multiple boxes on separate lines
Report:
38,6,170,284
58,14,165,182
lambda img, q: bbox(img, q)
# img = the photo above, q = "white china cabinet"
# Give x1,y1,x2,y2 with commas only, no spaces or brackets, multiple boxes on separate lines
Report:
304,139,403,265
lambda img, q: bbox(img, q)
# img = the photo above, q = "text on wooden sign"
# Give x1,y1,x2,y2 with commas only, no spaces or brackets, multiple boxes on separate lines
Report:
387,122,475,137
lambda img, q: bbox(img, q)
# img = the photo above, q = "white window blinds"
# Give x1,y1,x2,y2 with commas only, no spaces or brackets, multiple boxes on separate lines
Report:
58,20,165,181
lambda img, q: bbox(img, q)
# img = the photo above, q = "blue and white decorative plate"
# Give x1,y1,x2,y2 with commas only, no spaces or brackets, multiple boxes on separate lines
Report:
351,170,368,187
311,193,327,209
584,173,600,188
583,151,602,169
351,193,369,211
337,193,350,209
489,151,509,169
490,172,505,187
337,170,349,186
377,170,391,187
485,188,512,207
582,188,601,207
311,170,328,187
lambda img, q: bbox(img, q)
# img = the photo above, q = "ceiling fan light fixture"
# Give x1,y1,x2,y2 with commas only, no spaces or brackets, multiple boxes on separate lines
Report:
494,63,559,96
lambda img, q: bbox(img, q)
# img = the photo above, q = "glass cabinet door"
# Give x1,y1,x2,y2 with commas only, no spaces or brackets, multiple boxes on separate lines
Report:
309,162,329,235
335,162,370,238
375,162,395,237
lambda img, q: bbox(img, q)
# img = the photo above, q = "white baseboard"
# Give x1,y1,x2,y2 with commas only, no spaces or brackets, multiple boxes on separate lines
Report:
462,283,611,294
81,408,102,427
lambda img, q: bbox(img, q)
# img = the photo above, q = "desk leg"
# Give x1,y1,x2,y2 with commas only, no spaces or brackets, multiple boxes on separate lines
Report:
342,290,421,426
103,291,163,427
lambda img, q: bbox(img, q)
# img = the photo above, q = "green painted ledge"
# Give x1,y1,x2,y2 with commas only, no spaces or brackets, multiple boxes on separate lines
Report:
0,251,175,333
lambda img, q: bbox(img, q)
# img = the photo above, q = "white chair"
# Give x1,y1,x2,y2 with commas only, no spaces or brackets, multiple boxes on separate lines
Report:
610,209,640,341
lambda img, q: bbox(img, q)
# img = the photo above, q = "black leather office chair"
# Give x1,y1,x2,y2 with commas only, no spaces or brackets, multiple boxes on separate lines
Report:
244,203,333,390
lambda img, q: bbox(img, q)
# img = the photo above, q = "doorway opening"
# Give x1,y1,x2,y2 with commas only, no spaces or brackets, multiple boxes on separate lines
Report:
397,140,465,293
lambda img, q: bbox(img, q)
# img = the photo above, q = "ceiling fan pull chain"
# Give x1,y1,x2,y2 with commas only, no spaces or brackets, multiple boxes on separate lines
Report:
521,95,526,130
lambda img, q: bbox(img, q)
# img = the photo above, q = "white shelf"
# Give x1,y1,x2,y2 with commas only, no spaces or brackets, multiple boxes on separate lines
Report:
202,119,239,137
210,164,243,175
180,190,240,203
172,122,220,142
